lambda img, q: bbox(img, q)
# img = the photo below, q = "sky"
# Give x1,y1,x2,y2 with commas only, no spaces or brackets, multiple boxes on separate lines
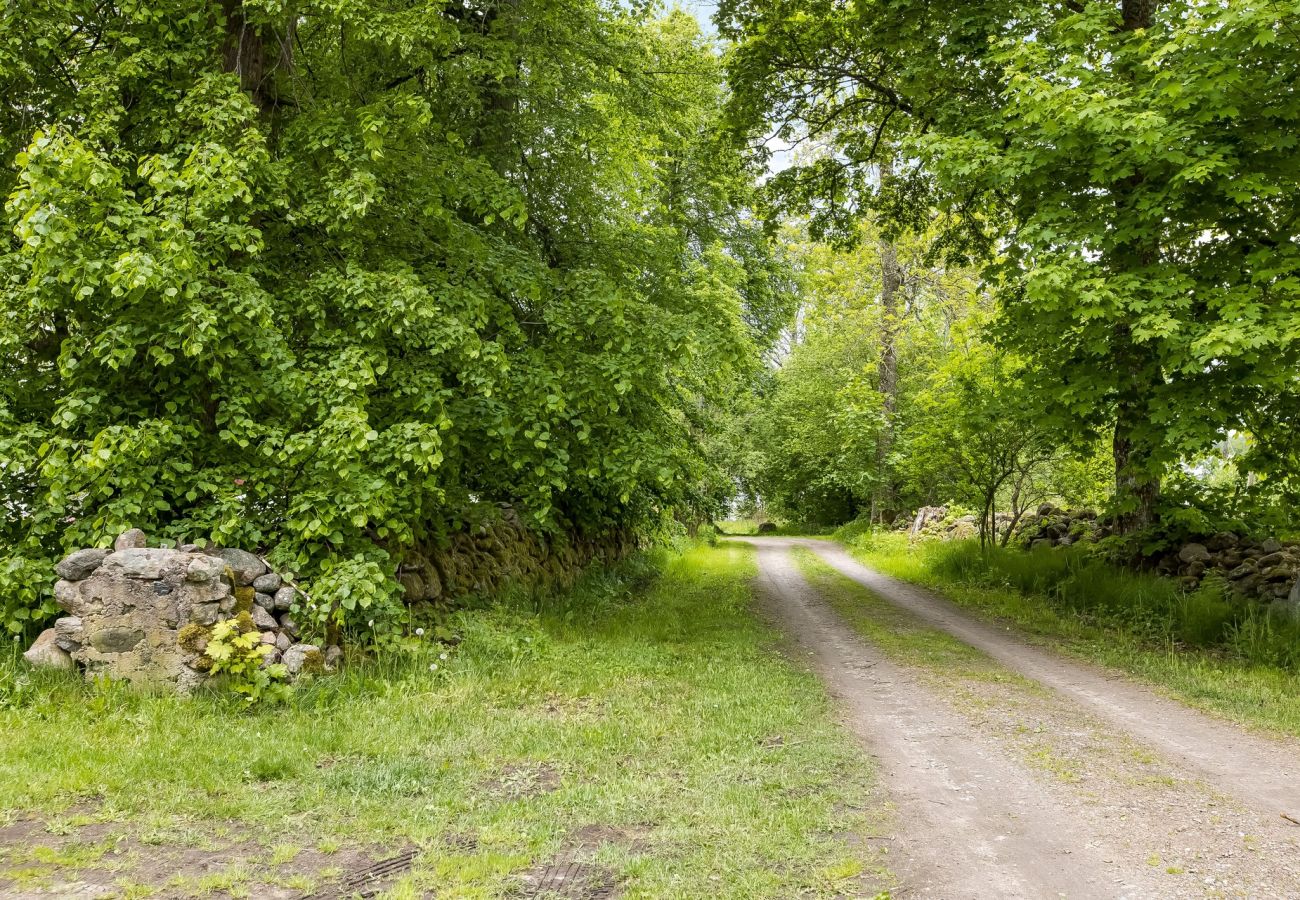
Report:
680,0,718,34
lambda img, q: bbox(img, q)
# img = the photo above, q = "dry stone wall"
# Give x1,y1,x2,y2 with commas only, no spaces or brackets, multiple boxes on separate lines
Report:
24,506,633,690
24,528,334,690
896,504,1300,616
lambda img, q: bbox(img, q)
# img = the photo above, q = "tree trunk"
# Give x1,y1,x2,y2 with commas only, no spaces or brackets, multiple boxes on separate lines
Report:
1108,0,1161,534
871,158,902,523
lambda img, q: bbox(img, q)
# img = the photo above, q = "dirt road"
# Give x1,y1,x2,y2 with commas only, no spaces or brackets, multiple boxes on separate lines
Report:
739,536,1300,899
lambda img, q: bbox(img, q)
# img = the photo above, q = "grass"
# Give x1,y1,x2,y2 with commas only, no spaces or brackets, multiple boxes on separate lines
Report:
715,519,835,537
836,529,1300,738
0,544,890,899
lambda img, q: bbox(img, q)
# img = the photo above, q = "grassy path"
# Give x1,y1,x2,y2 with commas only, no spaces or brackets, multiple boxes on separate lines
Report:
0,545,889,899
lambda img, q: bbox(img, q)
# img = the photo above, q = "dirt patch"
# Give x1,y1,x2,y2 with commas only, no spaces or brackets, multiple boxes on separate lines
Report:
487,762,563,800
514,860,617,899
0,813,406,900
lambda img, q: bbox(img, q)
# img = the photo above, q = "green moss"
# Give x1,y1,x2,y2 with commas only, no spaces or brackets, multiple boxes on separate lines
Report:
176,624,210,653
190,654,214,673
299,648,325,676
233,611,256,634
233,587,255,614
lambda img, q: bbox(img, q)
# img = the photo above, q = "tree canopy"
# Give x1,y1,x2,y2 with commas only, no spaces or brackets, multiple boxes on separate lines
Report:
0,1,789,636
719,0,1300,535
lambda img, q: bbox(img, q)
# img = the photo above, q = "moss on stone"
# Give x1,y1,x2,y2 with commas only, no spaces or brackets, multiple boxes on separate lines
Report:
233,586,255,613
300,647,325,675
177,623,210,653
234,610,257,634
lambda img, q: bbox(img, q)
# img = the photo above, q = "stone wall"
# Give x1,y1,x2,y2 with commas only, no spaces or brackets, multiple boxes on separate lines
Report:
899,503,1300,615
397,505,635,605
24,508,634,688
24,529,335,690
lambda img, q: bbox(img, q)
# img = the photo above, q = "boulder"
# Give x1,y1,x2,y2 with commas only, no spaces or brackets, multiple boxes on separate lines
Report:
250,604,278,631
218,548,267,586
185,555,226,584
254,592,275,611
23,628,75,671
1206,532,1239,552
1261,538,1284,554
1178,543,1211,564
283,643,321,677
399,571,427,601
756,522,778,534
55,549,110,582
114,528,148,550
104,548,171,580
272,586,296,611
252,572,282,593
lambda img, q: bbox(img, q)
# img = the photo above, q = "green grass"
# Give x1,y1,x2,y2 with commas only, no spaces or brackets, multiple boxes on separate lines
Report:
717,519,835,537
837,530,1300,738
0,544,890,899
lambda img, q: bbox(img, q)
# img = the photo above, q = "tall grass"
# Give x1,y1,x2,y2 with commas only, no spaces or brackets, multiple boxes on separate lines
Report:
839,529,1300,670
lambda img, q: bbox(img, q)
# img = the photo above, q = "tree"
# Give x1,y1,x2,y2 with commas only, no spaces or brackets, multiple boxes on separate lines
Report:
719,0,1300,535
0,2,784,637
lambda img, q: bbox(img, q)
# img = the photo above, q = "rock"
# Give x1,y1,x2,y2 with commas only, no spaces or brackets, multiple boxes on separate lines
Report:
324,645,343,670
190,602,220,626
178,543,199,553
1263,565,1295,582
398,572,427,600
1206,532,1239,552
252,572,282,593
279,614,300,639
53,616,84,651
254,592,275,611
89,626,144,653
54,579,85,615
55,548,110,582
1186,560,1206,578
283,643,321,677
250,604,278,631
185,556,226,584
1227,562,1257,580
273,586,296,611
1256,551,1288,569
1030,538,1053,551
275,632,292,653
114,528,148,550
23,628,75,671
756,522,778,534
1261,538,1283,554
218,548,267,586
1178,543,1211,564
1037,503,1058,516
104,548,170,580
260,631,277,645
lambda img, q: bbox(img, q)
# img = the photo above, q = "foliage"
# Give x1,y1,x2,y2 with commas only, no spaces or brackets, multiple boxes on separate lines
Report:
722,222,1107,529
719,0,1300,532
203,617,291,705
0,2,789,637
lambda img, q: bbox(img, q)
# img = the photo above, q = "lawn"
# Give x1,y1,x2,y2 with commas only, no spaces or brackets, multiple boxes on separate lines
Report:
0,543,889,899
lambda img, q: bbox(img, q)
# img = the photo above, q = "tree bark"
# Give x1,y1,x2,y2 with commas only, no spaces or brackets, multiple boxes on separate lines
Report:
871,157,903,523
1106,0,1162,535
